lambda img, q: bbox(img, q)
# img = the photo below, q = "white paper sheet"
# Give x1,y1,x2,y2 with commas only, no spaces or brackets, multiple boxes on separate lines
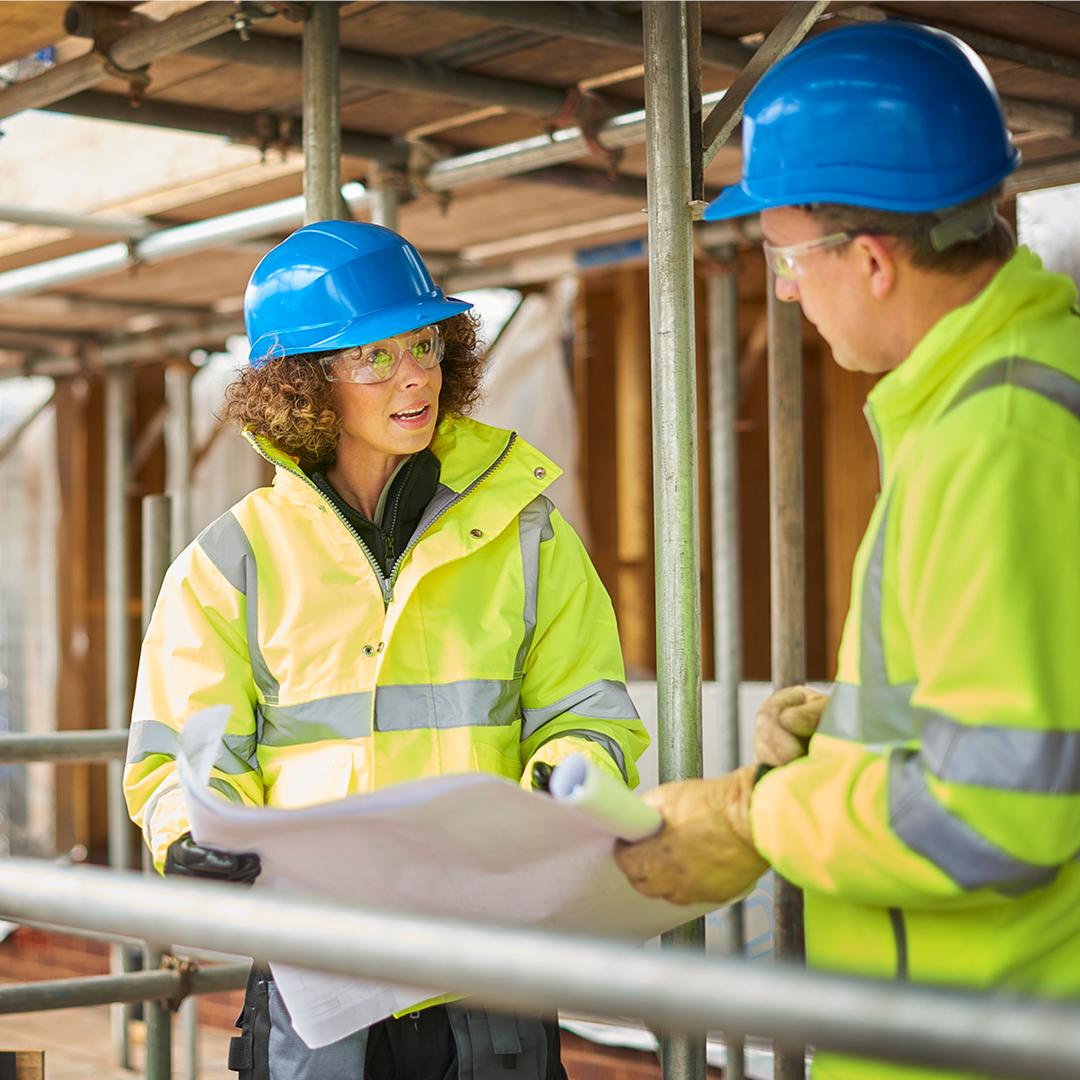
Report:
177,707,711,1048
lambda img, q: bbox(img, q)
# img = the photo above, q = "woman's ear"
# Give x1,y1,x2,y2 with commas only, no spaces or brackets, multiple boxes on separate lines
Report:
852,233,898,301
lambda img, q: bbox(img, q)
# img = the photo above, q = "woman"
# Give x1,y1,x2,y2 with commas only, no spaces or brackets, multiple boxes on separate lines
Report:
123,220,649,1080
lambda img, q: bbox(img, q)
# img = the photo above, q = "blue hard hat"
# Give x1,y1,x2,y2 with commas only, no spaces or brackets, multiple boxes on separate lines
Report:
244,220,472,367
704,22,1020,221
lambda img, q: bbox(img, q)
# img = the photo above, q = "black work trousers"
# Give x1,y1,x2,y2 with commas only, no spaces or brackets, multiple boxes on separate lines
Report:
230,968,569,1080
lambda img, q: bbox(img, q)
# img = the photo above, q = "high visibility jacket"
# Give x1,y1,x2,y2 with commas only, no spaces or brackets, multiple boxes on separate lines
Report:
750,249,1080,1080
125,415,649,872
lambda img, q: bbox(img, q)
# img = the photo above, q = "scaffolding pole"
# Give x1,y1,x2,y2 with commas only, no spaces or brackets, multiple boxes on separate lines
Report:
1,860,1079,1079
706,254,746,1080
368,165,406,231
303,3,342,225
767,274,808,1080
642,4,705,1079
164,364,194,558
141,494,174,1080
104,367,135,1068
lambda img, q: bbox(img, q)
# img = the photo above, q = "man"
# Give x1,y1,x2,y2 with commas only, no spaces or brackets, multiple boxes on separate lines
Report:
616,21,1080,1079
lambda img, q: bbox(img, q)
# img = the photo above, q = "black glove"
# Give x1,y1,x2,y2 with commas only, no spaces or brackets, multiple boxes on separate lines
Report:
163,833,261,886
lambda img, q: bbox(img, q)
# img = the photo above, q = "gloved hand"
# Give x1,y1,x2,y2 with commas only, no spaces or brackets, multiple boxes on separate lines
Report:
754,685,828,767
163,833,261,886
614,765,767,906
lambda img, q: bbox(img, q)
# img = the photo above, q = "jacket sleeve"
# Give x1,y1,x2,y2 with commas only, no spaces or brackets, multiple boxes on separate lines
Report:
123,536,264,873
751,429,1080,909
517,500,650,788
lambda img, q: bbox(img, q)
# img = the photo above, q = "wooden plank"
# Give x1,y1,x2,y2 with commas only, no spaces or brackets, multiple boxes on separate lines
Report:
0,1050,45,1080
613,266,655,678
0,3,65,66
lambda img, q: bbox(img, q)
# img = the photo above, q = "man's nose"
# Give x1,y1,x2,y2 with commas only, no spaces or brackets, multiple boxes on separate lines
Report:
774,275,801,304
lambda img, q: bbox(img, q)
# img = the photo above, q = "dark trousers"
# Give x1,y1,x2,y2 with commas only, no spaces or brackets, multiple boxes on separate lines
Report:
230,968,569,1080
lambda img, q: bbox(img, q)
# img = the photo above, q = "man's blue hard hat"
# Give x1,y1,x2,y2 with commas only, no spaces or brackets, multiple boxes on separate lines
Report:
244,220,472,367
704,22,1020,221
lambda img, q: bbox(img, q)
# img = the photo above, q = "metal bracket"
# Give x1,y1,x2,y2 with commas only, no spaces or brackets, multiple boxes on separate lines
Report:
162,954,199,1012
550,89,624,180
92,41,151,107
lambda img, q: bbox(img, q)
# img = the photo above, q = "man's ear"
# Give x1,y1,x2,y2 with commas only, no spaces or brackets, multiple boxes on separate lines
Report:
852,234,898,301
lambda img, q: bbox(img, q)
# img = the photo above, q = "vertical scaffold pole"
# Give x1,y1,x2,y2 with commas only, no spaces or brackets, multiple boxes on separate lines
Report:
141,494,173,1080
642,5,706,1079
104,366,134,1068
706,252,746,1080
369,165,406,231
302,1,341,225
767,271,807,1080
164,363,194,559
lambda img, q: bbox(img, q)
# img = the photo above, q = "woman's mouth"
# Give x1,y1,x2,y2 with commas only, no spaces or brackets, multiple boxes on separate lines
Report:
390,403,432,429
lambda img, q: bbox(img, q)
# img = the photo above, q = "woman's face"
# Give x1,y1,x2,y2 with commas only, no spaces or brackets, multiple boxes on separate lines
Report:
330,334,443,462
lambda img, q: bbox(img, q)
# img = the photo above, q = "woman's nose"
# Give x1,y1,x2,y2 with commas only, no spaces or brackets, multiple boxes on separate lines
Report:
398,353,430,386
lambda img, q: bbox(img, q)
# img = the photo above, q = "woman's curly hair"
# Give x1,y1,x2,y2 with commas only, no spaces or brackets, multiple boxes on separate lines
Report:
220,312,484,472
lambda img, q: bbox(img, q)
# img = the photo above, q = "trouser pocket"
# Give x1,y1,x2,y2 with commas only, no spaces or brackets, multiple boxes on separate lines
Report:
447,1007,567,1080
229,967,271,1080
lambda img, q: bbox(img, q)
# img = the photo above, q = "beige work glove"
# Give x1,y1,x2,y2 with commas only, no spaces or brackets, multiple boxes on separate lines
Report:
754,685,828,767
614,765,768,906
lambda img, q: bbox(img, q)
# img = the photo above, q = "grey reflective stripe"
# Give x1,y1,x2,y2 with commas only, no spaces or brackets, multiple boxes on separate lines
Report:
208,778,244,804
819,680,920,744
515,495,555,674
943,356,1080,424
888,749,1059,895
196,511,279,704
127,718,181,763
128,716,254,776
921,712,1080,794
259,693,373,747
521,679,640,741
375,679,522,732
141,781,181,828
214,732,259,775
860,504,891,689
539,726,628,782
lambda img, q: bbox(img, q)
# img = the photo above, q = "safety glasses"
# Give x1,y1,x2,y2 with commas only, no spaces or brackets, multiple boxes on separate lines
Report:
763,231,854,281
321,324,445,384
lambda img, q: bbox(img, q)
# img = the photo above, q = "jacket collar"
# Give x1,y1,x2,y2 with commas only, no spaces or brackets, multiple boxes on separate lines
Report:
865,246,1077,475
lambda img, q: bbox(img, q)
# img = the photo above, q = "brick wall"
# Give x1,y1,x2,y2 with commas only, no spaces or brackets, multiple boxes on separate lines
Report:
0,930,722,1077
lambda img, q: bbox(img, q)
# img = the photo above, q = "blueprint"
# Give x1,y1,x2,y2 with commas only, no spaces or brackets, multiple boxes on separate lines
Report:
177,706,713,1048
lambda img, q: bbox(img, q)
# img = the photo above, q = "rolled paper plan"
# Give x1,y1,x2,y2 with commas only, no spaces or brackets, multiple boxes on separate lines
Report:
549,754,663,841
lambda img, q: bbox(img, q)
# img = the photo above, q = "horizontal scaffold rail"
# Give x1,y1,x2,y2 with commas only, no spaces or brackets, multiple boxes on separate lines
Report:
0,859,1076,1079
0,730,128,763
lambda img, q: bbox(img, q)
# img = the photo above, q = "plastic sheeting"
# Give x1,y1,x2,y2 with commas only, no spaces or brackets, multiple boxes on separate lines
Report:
470,289,590,546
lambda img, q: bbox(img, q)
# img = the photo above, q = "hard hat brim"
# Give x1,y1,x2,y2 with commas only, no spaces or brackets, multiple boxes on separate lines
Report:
702,182,768,222
249,294,473,366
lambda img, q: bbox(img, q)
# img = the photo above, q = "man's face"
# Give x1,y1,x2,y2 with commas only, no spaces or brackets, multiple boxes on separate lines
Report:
760,206,889,374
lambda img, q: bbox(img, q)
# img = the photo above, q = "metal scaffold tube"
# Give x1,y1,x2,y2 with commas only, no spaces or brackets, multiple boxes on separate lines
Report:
164,365,194,558
369,165,406,231
141,494,174,1080
706,255,746,1080
303,2,342,224
0,860,1079,1080
642,4,705,1079
0,731,128,762
767,273,808,1080
104,366,135,1068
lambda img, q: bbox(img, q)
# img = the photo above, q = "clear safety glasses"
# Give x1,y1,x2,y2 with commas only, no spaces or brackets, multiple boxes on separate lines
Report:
763,231,854,281
321,324,445,385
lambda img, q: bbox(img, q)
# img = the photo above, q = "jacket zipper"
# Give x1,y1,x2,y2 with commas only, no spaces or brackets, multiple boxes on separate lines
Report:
381,457,415,571
249,433,519,607
388,432,518,595
889,907,909,981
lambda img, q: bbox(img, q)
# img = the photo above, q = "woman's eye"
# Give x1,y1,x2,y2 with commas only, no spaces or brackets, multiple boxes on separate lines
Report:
412,341,431,359
368,349,393,369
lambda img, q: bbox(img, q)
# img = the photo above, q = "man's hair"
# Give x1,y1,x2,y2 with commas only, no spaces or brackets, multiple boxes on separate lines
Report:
804,187,1015,275
220,311,485,471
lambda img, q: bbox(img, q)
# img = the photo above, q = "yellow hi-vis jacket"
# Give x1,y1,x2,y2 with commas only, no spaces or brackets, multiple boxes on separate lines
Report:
750,248,1080,1080
124,415,649,872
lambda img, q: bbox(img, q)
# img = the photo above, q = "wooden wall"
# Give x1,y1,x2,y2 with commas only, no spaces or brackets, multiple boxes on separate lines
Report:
574,251,880,685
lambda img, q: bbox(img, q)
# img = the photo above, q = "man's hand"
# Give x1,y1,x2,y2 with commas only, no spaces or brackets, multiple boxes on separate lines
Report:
754,685,828,766
163,833,261,885
614,765,767,906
